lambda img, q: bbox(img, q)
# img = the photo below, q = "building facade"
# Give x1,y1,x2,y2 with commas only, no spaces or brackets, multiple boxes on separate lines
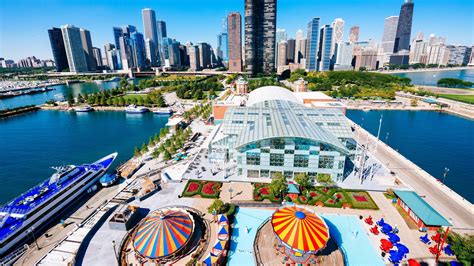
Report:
393,0,414,53
112,27,124,52
381,16,399,54
318,25,333,71
294,29,306,64
349,26,359,43
244,0,277,75
92,47,103,68
334,42,354,70
61,24,88,73
79,29,97,71
330,18,344,58
142,8,160,66
227,12,242,72
187,44,201,71
47,27,69,72
306,18,320,71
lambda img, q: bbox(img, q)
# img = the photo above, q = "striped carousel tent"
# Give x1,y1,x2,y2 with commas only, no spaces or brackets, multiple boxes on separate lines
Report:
271,205,329,255
133,208,195,259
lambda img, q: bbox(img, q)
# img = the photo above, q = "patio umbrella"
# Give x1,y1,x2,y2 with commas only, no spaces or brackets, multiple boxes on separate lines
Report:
408,259,421,266
133,208,194,259
218,225,229,240
380,239,393,251
212,240,227,255
271,205,329,255
389,233,400,243
202,254,218,266
396,243,409,254
218,214,228,224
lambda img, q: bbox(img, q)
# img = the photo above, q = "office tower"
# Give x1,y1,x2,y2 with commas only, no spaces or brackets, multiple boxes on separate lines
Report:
130,31,146,69
276,28,287,43
306,17,320,71
277,41,287,67
294,29,305,64
286,39,296,63
334,42,354,70
409,39,427,64
179,44,189,67
318,25,333,71
197,43,211,69
187,44,201,71
122,25,137,37
415,31,424,41
469,47,474,66
227,12,242,72
217,32,228,61
161,37,172,62
142,8,160,66
349,26,359,43
107,49,120,71
330,18,344,56
354,47,379,70
145,39,156,67
92,47,103,67
169,41,181,67
61,25,88,72
393,0,414,53
103,43,115,66
112,27,124,50
119,36,134,70
381,16,399,54
157,20,167,38
79,29,96,71
245,0,277,75
47,27,68,72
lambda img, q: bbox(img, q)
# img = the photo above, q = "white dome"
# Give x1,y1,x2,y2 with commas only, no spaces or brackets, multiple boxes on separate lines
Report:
247,86,301,106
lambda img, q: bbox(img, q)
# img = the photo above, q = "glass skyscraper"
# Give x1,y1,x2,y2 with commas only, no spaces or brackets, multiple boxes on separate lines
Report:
318,25,333,71
393,0,414,53
47,27,68,72
61,24,88,73
306,17,320,71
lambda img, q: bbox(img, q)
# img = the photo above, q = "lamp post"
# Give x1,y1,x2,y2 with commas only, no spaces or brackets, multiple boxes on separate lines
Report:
442,167,450,183
112,240,119,264
27,226,40,250
229,187,234,200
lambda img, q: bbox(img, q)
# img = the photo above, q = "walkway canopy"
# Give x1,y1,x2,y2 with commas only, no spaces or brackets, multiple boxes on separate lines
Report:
133,208,194,259
271,205,329,254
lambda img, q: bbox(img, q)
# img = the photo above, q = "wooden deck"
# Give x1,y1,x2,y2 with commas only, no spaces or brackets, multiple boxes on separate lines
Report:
255,220,344,266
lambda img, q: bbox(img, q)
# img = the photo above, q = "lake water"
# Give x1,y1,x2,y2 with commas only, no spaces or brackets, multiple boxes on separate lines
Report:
347,110,474,203
392,69,474,86
0,110,169,204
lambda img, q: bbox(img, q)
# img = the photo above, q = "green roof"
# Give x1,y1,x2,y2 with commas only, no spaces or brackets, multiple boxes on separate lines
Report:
288,183,300,194
394,190,451,227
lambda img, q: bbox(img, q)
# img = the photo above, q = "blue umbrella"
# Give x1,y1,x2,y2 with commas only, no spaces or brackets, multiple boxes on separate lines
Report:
389,233,400,243
383,224,393,232
396,243,409,255
218,226,228,235
218,214,228,224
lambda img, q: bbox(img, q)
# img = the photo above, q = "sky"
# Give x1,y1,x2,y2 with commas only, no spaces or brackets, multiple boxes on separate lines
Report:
0,0,473,61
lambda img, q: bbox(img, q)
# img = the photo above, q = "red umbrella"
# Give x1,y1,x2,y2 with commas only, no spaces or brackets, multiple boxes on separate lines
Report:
380,239,393,252
408,259,421,266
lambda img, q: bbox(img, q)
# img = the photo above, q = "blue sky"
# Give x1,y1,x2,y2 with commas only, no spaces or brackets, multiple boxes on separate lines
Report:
1,0,473,61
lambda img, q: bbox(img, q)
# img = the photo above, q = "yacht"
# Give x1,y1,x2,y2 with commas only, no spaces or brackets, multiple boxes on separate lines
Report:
0,153,118,256
125,105,149,114
74,105,93,112
99,173,117,187
153,108,173,115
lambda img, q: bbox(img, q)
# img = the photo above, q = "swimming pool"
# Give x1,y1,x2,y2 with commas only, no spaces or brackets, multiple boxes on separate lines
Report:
227,207,384,266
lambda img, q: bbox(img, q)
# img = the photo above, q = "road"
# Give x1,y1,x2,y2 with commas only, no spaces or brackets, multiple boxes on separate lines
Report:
352,123,474,233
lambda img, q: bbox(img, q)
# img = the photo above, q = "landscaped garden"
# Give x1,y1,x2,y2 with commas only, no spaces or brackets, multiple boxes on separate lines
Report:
253,183,281,203
182,179,222,199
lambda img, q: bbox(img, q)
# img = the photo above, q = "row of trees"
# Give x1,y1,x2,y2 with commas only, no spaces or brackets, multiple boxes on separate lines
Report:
437,78,473,88
151,127,193,161
267,172,335,198
175,76,224,100
183,102,212,121
133,127,170,157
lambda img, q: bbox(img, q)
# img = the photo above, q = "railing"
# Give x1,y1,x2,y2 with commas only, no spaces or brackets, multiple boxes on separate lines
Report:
253,217,271,266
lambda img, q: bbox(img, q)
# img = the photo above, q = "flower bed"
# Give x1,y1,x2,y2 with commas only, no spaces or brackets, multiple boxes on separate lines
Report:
182,180,222,198
258,187,270,196
182,180,202,197
346,191,379,210
253,183,281,203
297,195,308,204
201,182,222,198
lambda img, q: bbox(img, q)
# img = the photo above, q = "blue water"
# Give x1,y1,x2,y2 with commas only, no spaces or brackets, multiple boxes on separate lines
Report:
227,207,383,266
0,110,169,204
392,69,474,86
347,110,474,203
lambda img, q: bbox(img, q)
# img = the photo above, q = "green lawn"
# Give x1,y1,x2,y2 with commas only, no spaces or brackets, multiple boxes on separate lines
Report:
439,94,474,104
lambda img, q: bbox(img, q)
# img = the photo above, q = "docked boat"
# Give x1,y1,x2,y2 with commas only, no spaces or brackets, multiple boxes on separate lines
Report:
108,77,121,82
99,173,117,187
0,153,118,256
125,105,148,114
74,105,93,112
153,107,173,115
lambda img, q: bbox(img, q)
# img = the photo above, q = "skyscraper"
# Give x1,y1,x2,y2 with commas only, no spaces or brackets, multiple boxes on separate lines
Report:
286,39,296,63
306,17,320,71
349,26,359,43
244,0,277,75
227,12,242,72
294,29,306,64
157,20,167,38
330,18,344,56
130,31,146,69
145,39,156,67
216,32,228,62
187,44,201,71
112,27,124,51
318,25,333,71
61,25,88,72
334,42,354,70
381,16,399,54
277,41,287,67
197,43,212,69
276,28,287,43
393,0,414,53
142,8,160,66
92,47,103,68
47,27,68,72
79,28,96,71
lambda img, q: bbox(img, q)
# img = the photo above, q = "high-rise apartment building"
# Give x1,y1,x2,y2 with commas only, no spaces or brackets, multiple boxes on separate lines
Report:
227,12,242,72
381,16,399,54
197,43,212,69
306,18,320,71
409,39,427,64
286,39,296,63
277,41,287,67
130,31,146,69
142,8,160,66
112,27,124,51
244,0,277,75
187,44,201,71
393,0,414,53
157,20,167,38
349,26,359,43
469,47,474,66
294,29,306,64
318,25,333,71
92,47,103,68
334,42,354,70
330,18,344,57
61,24,88,72
47,27,69,72
79,29,96,71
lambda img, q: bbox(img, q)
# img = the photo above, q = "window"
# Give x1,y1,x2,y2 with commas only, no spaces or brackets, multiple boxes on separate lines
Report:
294,155,309,168
270,139,285,149
309,150,319,156
271,171,282,178
248,170,259,178
237,156,242,164
260,170,270,178
320,143,333,151
270,154,285,166
338,161,345,169
260,148,270,153
295,144,310,150
319,155,334,169
238,168,242,175
232,120,243,124
284,150,294,154
246,152,260,165
284,171,293,179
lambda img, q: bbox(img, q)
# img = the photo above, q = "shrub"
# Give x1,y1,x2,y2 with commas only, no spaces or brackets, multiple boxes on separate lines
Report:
207,199,225,214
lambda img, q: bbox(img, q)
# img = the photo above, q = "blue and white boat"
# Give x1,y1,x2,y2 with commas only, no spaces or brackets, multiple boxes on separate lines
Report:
125,105,148,114
0,153,117,256
74,105,93,112
152,107,173,115
99,173,117,187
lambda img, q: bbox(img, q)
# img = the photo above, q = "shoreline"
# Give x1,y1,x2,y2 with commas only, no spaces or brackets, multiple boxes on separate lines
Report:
347,106,474,120
376,66,474,74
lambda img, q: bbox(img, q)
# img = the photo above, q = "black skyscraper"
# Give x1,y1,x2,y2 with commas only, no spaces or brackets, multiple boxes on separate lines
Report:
245,0,277,75
48,27,69,72
393,0,414,53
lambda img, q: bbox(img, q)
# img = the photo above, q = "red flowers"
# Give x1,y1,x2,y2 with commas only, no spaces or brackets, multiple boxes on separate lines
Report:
186,182,200,193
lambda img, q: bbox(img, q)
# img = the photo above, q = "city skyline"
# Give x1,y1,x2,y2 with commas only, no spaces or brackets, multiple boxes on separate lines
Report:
1,0,473,61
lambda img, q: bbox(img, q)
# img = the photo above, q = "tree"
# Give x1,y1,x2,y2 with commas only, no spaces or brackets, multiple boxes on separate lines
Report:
446,231,474,265
317,173,334,187
410,99,418,107
155,93,166,107
269,173,287,197
163,150,172,161
134,146,141,157
207,199,225,214
152,148,160,159
67,93,75,107
294,173,311,189
154,133,160,143
141,143,148,153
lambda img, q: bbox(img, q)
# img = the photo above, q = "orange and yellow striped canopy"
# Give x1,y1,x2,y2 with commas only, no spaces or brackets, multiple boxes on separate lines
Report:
133,208,194,259
271,206,329,254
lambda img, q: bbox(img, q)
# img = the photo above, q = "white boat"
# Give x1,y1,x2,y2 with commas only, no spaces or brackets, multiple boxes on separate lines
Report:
108,77,121,82
74,105,93,112
153,108,173,115
99,173,117,187
0,153,118,256
125,105,148,114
